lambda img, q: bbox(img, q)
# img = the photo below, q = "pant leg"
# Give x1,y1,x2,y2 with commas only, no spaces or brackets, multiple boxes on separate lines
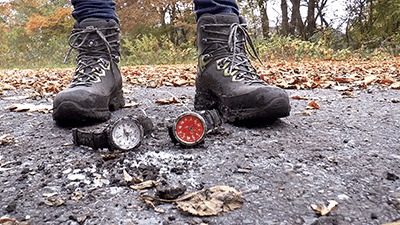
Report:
71,0,118,23
193,0,239,19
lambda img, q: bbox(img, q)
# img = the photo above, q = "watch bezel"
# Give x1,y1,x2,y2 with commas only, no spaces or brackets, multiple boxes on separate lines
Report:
172,112,207,146
107,117,144,151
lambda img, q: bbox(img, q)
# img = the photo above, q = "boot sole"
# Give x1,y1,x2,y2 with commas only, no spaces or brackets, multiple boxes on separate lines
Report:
194,90,290,122
53,90,125,125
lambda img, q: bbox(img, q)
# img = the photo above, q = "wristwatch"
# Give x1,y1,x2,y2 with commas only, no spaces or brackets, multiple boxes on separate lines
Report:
168,109,223,146
72,116,153,151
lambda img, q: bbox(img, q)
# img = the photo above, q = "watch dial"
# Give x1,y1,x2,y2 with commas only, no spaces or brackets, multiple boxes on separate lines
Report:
111,120,142,150
175,114,205,145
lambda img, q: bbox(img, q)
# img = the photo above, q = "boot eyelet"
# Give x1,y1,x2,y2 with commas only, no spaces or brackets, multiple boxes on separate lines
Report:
202,38,207,44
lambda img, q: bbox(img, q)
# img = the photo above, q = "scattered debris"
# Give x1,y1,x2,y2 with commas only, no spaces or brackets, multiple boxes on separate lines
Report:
155,97,180,105
42,193,65,207
100,153,123,160
311,200,339,216
391,99,400,103
156,182,187,200
307,100,321,110
6,103,52,113
342,91,357,98
122,102,140,108
298,110,313,116
175,185,243,216
131,180,160,190
0,134,16,145
123,169,134,183
71,191,84,201
291,95,309,100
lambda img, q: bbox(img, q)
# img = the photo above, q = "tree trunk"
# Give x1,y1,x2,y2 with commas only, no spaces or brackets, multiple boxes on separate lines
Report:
305,0,316,40
289,0,304,37
281,0,289,36
257,0,270,38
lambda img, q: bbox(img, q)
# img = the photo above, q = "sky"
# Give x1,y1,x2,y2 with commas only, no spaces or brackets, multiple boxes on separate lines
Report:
266,0,347,29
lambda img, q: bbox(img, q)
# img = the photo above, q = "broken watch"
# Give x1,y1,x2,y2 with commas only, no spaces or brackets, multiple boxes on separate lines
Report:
72,116,153,151
168,109,223,146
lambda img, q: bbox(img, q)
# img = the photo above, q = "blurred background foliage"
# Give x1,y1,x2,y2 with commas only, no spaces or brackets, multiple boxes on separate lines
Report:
0,0,399,69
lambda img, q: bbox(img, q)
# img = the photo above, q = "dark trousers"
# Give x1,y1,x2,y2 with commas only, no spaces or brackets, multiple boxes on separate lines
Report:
71,0,239,23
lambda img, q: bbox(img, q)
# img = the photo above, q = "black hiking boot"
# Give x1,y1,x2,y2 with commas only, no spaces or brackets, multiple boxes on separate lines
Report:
194,14,291,122
53,18,124,125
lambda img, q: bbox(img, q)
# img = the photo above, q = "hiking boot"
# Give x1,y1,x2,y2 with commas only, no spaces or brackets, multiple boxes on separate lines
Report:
194,14,291,122
53,18,124,125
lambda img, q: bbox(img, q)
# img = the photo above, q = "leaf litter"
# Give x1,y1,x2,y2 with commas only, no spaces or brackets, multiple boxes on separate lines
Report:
1,60,399,98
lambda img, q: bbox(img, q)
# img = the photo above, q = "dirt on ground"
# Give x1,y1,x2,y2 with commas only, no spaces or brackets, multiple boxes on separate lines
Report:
0,83,400,225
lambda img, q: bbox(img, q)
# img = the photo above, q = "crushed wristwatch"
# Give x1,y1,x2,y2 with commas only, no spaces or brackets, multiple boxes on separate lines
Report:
168,109,223,146
72,115,153,151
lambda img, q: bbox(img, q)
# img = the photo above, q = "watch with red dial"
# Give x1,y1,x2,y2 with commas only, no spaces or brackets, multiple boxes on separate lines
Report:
169,109,222,146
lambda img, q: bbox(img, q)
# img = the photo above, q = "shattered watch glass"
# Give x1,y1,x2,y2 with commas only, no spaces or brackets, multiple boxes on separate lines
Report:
168,109,222,146
72,116,153,151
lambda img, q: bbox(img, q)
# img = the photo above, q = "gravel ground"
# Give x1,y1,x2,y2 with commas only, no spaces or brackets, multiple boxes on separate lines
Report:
1,85,399,225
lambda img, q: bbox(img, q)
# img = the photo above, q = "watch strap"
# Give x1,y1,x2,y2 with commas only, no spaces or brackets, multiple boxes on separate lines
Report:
72,128,110,150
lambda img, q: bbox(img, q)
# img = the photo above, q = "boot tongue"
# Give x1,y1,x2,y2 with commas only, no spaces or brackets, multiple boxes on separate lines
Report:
213,13,240,24
78,18,115,29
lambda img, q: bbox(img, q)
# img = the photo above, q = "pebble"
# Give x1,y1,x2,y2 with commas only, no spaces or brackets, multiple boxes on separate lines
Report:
337,194,350,201
67,173,86,181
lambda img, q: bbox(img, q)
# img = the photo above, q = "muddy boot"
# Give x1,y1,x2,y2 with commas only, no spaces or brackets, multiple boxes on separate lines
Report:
53,18,124,125
194,14,291,122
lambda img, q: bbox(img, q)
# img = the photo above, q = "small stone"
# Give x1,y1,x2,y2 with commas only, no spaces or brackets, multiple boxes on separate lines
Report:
370,212,378,219
387,172,399,181
156,182,187,200
337,194,350,201
67,173,86,181
5,203,17,212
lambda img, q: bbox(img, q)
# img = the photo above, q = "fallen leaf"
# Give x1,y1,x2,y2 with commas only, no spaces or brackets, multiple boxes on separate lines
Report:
390,82,400,89
43,197,65,206
6,103,52,113
311,200,338,216
123,102,140,108
123,169,134,183
131,180,159,190
298,110,313,116
71,191,84,201
342,91,357,98
306,100,320,110
0,134,16,145
155,97,180,105
291,95,309,100
42,192,58,198
363,75,376,85
175,185,243,216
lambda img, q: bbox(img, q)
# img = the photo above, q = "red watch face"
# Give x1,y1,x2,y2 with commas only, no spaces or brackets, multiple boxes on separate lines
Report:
174,114,205,145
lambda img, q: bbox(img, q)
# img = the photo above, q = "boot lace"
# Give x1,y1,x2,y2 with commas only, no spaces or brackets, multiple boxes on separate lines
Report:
64,25,120,87
201,22,264,84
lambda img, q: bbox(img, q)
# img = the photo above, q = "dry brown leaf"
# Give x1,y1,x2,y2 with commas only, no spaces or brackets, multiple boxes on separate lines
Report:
6,103,52,113
155,97,180,105
307,100,320,110
342,91,357,98
291,95,309,100
298,110,313,116
311,200,338,216
0,134,16,145
131,180,159,190
175,185,243,216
